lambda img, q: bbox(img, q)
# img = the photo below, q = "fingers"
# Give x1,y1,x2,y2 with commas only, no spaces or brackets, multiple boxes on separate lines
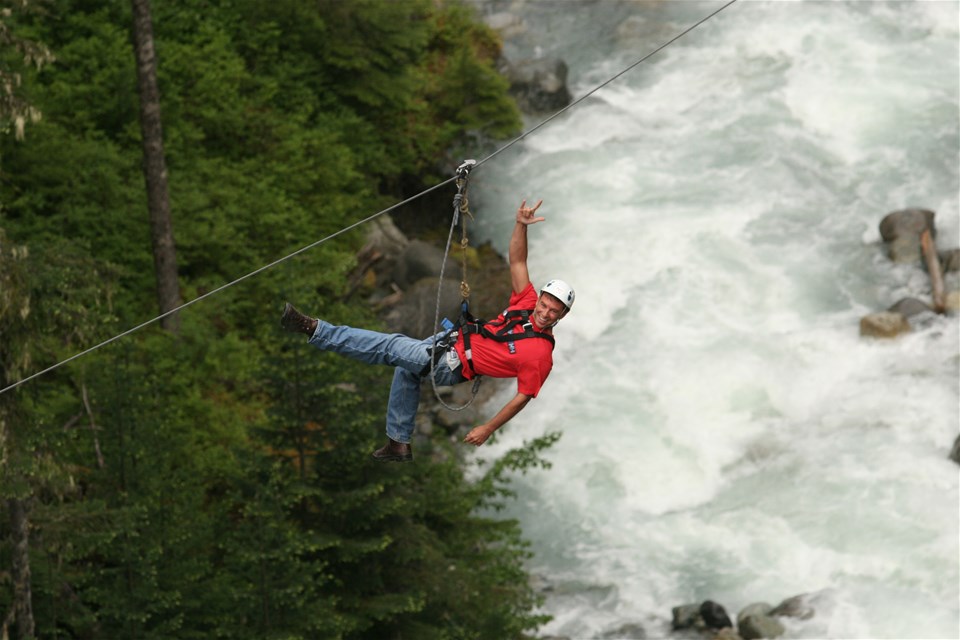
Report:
463,427,490,446
517,199,546,224
518,199,542,213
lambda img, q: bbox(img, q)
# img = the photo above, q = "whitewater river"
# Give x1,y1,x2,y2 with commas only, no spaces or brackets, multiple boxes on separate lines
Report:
467,1,959,638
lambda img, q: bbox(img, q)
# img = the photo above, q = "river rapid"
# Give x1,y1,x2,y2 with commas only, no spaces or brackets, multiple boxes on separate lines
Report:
466,1,960,638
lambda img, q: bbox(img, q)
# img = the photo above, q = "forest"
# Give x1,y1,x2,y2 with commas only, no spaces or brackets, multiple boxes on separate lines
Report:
0,1,558,638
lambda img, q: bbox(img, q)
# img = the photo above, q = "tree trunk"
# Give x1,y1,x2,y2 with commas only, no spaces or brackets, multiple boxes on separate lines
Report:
3,497,35,640
130,0,181,332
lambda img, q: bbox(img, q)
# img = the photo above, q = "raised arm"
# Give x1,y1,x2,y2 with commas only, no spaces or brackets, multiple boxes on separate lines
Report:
509,199,545,294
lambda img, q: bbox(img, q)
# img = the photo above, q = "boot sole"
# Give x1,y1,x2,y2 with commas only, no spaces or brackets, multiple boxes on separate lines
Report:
371,452,413,463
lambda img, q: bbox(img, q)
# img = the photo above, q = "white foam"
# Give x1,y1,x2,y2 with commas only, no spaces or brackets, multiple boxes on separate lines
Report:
468,1,959,637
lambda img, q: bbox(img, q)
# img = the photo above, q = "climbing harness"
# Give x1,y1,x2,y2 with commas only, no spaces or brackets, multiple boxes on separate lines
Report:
457,308,555,378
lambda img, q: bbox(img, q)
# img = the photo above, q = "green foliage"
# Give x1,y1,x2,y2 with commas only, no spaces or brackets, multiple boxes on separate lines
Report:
0,0,55,139
0,1,547,638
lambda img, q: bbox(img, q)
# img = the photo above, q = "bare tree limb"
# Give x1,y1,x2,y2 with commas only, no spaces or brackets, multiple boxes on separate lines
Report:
921,229,946,313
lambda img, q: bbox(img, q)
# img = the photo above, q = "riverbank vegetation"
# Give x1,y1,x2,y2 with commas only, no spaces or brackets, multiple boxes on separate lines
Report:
0,1,555,637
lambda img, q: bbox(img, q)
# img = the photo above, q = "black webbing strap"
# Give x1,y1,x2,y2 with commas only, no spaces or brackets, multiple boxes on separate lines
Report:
459,308,554,377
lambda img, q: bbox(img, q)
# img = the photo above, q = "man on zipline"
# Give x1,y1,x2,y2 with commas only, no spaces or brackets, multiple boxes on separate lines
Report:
280,199,574,462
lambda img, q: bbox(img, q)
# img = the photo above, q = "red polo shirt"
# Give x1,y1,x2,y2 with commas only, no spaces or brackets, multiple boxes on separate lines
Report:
453,283,554,398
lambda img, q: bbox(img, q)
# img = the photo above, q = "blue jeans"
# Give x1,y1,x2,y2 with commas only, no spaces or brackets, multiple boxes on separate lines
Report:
308,321,464,444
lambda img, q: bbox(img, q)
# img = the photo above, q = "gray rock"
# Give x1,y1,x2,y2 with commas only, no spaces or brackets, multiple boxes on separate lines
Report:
770,592,819,620
940,248,960,272
600,622,646,639
393,240,447,289
887,297,933,318
501,57,572,113
736,603,773,627
878,208,936,263
949,433,960,466
672,603,703,630
383,277,461,338
366,215,408,258
352,215,410,295
738,614,785,640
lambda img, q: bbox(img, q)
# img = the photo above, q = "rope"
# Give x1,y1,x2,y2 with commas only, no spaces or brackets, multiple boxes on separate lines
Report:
427,160,481,412
0,0,739,397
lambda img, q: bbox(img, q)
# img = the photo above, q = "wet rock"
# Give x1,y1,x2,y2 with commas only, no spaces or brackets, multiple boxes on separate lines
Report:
770,592,820,620
887,297,933,318
500,57,572,113
949,433,960,465
736,603,773,627
671,603,703,630
941,248,960,272
714,629,744,640
600,621,646,638
700,600,734,630
738,613,785,640
859,311,910,338
878,208,935,263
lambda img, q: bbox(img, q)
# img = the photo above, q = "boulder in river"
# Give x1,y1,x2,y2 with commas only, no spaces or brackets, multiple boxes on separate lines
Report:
500,56,572,113
700,600,734,630
859,311,910,339
738,612,785,640
878,208,935,264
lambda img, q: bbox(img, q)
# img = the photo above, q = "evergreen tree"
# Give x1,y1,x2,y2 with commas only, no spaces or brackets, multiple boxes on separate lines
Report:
0,1,550,637
0,0,54,140
130,0,181,331
0,231,118,639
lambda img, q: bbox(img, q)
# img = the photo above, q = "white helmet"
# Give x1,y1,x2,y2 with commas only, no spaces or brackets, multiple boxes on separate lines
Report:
540,279,575,312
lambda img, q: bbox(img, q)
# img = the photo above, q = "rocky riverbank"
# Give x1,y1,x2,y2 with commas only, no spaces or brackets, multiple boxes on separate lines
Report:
532,590,831,640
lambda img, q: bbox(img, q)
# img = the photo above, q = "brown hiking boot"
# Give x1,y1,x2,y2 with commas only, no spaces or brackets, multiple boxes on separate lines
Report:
371,438,413,463
281,302,318,336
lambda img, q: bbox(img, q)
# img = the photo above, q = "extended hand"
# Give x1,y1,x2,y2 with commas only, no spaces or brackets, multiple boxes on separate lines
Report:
463,424,495,447
516,199,545,226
